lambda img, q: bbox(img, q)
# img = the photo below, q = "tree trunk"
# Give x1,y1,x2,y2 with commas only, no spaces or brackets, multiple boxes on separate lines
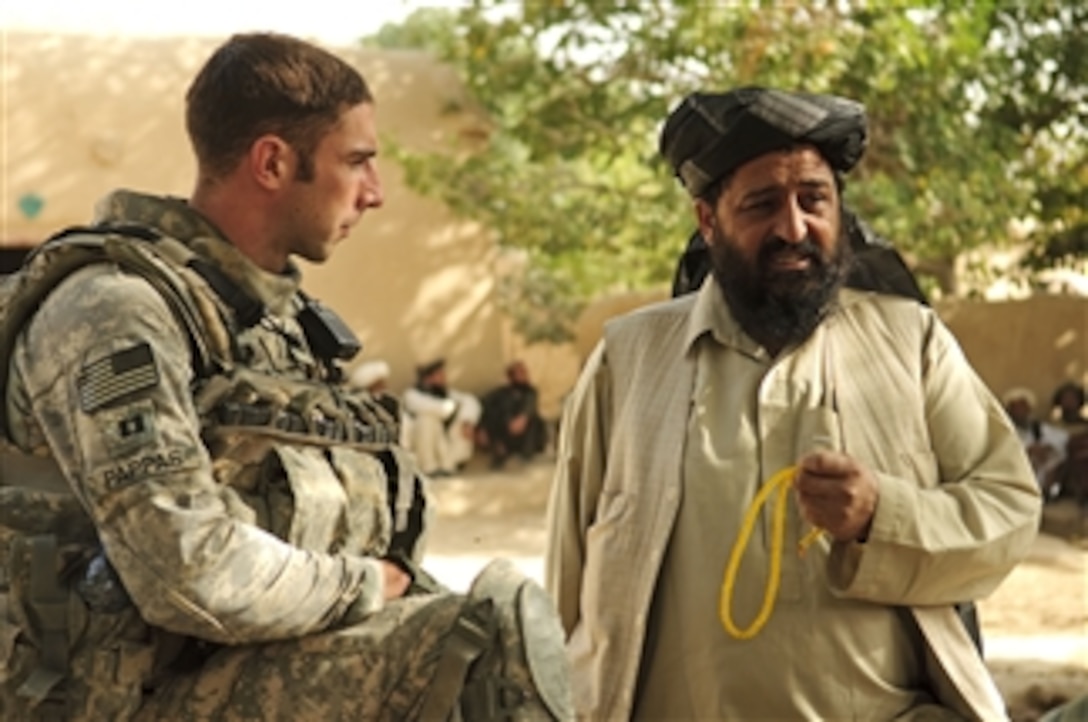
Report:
912,256,960,297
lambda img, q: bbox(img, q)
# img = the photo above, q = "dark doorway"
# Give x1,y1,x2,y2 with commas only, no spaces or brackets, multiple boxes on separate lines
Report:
0,247,32,274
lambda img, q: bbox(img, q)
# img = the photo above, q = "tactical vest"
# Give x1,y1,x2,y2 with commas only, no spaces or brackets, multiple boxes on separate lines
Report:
0,224,423,720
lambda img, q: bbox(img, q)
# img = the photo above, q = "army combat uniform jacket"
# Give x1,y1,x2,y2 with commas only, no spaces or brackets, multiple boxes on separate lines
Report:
1,190,571,722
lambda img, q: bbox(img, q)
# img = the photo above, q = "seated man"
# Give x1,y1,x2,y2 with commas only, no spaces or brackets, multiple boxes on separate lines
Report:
1051,381,1088,504
402,358,481,476
478,360,548,469
350,358,393,396
1004,387,1067,500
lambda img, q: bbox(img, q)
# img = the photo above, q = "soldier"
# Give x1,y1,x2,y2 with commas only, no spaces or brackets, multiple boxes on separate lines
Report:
0,33,570,721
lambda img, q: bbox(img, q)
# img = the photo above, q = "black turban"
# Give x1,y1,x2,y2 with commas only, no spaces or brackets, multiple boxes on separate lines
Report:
659,86,868,197
416,358,446,379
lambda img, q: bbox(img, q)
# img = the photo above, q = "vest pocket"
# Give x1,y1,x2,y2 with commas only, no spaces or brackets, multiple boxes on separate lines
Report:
255,444,391,556
327,448,392,557
581,490,632,632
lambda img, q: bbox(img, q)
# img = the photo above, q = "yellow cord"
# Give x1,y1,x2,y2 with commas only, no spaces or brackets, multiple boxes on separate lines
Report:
718,465,824,640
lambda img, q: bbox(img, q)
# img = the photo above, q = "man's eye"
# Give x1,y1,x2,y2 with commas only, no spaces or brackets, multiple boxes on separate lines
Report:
800,194,831,211
744,199,775,212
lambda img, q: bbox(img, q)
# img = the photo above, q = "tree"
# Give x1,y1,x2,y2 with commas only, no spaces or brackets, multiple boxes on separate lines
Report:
983,1,1088,277
359,6,458,51
367,1,1087,341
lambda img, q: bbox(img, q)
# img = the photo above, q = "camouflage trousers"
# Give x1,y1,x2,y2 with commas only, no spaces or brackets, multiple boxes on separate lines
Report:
136,593,466,722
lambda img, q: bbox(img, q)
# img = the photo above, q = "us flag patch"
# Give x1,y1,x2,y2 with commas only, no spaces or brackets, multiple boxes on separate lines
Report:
77,342,160,412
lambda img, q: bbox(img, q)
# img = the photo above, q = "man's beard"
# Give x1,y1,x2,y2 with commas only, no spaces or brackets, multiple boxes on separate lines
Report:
421,383,448,397
709,226,851,351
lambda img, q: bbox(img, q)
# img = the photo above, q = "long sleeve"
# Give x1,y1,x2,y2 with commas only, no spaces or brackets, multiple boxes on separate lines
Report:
403,387,457,419
449,389,482,425
544,343,612,636
828,316,1042,605
11,266,385,645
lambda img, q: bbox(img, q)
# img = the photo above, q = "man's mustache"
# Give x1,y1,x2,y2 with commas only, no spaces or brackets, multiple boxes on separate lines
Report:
758,236,824,269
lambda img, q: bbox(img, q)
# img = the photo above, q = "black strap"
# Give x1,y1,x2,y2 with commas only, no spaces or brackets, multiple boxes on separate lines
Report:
417,599,497,721
186,258,264,328
16,535,68,708
41,222,160,246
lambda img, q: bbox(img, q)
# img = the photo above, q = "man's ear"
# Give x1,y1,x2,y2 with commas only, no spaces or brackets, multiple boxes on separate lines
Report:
694,199,717,245
249,134,293,190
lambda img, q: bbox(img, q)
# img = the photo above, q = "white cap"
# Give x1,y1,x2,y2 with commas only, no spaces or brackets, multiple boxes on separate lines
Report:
1002,387,1036,408
351,360,391,389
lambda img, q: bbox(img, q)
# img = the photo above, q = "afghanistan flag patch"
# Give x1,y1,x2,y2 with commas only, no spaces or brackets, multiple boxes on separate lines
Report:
77,342,160,412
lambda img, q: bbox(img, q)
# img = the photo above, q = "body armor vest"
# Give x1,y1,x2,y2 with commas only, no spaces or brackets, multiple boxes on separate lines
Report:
0,224,426,720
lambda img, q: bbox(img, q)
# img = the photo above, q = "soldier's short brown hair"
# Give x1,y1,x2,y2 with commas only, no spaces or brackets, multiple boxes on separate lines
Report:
186,32,373,180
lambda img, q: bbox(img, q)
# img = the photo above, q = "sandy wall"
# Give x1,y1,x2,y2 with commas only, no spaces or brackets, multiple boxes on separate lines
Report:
938,295,1088,415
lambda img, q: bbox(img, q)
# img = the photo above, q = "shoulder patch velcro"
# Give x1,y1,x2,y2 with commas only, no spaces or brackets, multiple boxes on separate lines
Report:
77,342,160,412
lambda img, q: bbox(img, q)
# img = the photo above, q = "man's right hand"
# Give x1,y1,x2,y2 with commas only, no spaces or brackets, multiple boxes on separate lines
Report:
380,560,412,600
795,449,879,543
508,413,529,436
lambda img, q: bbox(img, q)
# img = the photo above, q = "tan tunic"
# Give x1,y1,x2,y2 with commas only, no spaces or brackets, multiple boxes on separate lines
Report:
546,278,1041,721
633,293,929,720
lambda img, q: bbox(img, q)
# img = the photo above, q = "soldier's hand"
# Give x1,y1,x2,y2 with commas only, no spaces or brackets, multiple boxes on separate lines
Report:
380,560,412,600
794,450,879,542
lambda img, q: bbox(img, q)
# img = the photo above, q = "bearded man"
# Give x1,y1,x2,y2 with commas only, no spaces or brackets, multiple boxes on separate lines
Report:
544,87,1040,721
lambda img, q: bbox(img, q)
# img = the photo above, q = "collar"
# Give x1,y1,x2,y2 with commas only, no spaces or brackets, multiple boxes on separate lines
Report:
683,276,769,361
683,276,864,360
94,189,301,316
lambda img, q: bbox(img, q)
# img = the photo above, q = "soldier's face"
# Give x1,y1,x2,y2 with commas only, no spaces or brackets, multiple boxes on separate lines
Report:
283,102,383,264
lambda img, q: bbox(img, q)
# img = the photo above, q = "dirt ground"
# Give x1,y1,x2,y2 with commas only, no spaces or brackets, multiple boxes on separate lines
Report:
424,455,1088,721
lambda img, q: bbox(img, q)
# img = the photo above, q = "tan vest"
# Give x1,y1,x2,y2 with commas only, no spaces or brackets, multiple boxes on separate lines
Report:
586,291,1009,721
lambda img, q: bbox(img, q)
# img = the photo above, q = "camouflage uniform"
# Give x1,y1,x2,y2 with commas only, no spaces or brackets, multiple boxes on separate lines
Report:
1,190,571,721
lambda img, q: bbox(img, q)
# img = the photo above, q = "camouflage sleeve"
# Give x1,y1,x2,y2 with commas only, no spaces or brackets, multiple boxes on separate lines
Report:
11,264,385,644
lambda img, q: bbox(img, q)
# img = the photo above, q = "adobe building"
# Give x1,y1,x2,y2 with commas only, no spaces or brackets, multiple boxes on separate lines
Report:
937,295,1088,419
1,31,582,416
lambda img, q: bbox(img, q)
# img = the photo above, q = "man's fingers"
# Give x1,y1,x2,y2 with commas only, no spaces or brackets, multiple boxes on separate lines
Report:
794,473,841,499
792,451,880,542
798,449,855,477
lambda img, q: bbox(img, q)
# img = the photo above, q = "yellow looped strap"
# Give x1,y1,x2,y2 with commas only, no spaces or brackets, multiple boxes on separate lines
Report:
718,465,823,640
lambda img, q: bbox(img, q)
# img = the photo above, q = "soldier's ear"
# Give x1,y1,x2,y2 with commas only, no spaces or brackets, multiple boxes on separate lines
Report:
250,135,292,190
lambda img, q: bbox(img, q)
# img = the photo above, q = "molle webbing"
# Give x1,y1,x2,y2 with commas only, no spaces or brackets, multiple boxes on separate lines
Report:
209,401,399,448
